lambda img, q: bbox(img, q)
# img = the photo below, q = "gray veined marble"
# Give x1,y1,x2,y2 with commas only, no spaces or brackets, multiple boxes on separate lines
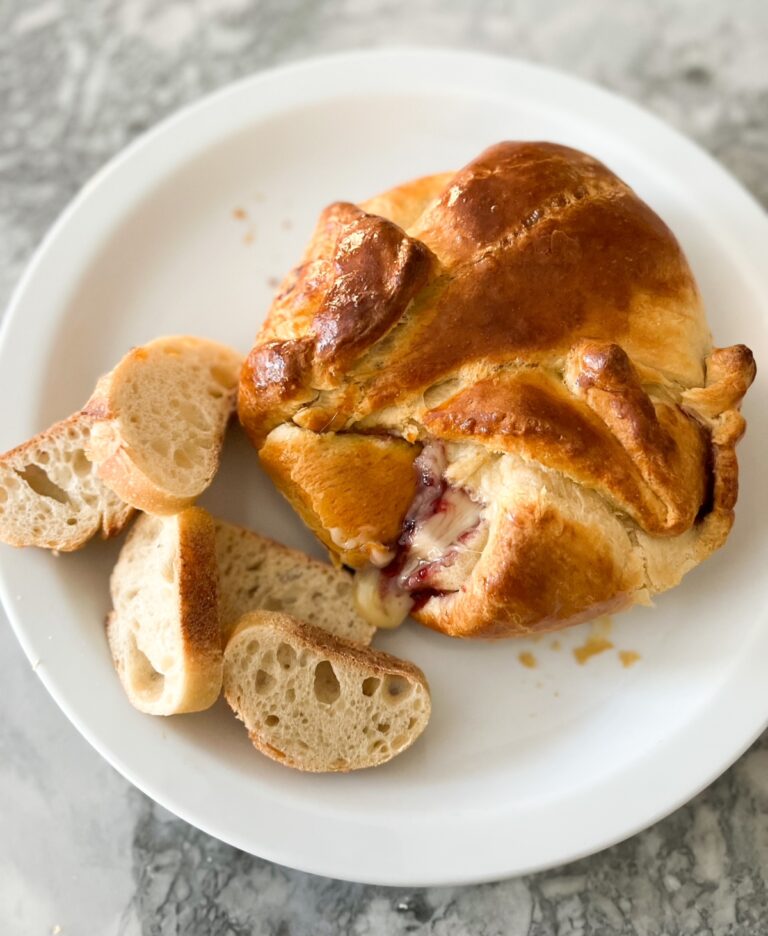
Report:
1,0,768,933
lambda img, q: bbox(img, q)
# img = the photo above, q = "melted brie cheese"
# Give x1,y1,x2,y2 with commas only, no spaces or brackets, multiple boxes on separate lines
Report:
328,527,395,567
407,488,481,565
352,444,485,631
354,565,413,630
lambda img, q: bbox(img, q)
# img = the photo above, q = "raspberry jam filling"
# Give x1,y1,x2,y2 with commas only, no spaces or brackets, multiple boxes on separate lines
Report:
354,443,484,629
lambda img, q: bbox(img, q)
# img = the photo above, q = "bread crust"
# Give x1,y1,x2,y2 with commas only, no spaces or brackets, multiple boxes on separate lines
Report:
85,336,241,515
0,410,134,550
238,141,755,639
177,507,222,678
224,610,430,771
107,507,222,714
87,420,194,515
229,611,428,685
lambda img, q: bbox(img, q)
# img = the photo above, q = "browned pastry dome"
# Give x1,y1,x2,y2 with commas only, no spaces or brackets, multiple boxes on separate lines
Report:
238,142,755,639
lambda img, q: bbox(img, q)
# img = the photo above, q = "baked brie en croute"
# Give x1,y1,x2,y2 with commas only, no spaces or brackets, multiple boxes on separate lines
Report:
238,142,755,639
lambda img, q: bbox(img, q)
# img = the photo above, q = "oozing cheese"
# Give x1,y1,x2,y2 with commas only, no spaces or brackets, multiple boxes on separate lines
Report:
354,565,413,630
328,527,395,568
353,442,486,630
354,489,483,629
407,488,482,566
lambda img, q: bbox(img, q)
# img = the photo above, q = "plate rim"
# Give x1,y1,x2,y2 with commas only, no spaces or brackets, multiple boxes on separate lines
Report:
1,47,767,886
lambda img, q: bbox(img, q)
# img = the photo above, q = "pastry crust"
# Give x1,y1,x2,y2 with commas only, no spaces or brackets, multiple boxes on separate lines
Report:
259,425,419,568
239,141,755,638
418,464,647,638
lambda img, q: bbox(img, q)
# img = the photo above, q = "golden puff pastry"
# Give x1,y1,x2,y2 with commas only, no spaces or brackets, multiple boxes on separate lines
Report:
239,142,755,639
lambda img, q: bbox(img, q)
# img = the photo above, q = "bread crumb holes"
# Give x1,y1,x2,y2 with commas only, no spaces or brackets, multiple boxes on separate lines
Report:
276,642,296,670
361,676,380,697
383,675,412,704
313,660,340,703
254,669,274,694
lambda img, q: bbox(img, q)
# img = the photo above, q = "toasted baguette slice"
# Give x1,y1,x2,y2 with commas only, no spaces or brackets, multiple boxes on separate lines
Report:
107,507,222,715
86,336,242,515
223,611,431,771
215,520,376,645
0,412,133,551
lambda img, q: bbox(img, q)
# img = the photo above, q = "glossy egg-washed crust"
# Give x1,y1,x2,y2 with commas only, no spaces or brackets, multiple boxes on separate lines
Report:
239,142,755,638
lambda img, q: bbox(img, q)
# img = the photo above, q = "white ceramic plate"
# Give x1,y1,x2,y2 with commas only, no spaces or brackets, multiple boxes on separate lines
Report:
1,49,767,886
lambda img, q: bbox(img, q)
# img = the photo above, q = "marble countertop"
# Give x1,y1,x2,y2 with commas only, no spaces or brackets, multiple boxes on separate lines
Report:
1,1,767,933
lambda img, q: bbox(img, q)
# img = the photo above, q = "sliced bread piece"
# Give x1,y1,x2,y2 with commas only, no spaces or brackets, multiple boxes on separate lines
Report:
86,336,242,515
215,519,376,645
223,611,431,771
0,412,133,551
107,507,222,715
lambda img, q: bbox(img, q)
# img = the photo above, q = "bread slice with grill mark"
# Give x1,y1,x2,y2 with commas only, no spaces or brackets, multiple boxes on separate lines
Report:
107,507,222,715
86,336,242,515
0,411,133,551
223,610,431,772
214,519,375,645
